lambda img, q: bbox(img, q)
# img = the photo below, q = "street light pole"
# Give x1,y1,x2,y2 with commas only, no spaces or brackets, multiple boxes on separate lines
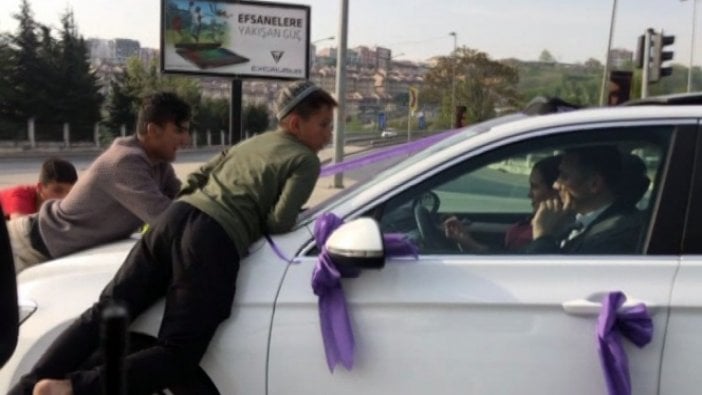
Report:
312,35,335,45
599,0,618,106
449,32,457,124
310,36,335,70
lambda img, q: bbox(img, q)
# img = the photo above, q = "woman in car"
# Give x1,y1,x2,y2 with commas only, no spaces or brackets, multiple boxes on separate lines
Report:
443,155,562,252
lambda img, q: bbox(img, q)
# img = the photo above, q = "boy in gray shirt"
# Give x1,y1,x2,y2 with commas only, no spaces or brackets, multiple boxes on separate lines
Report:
8,92,191,272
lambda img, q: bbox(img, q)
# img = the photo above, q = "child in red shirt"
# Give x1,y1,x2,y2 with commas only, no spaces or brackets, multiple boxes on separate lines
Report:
0,157,77,220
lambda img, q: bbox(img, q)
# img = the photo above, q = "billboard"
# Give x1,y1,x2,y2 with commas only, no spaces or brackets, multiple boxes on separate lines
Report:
161,0,310,79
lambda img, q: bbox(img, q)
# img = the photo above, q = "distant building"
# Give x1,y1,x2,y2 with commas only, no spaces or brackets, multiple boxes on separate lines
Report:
86,36,434,122
114,39,141,64
87,38,146,65
354,46,376,68
87,38,116,64
375,47,392,70
139,48,159,65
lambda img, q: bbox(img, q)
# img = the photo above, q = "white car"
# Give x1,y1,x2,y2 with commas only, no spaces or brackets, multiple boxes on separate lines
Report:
3,97,702,394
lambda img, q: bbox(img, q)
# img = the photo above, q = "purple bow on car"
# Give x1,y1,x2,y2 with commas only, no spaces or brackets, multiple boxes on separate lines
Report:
597,291,653,395
311,213,418,372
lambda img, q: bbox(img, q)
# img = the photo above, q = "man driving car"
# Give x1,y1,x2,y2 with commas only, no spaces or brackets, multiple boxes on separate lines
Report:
525,145,644,254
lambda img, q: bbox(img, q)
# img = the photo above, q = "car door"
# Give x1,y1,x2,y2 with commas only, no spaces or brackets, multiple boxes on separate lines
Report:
659,120,702,395
268,121,693,394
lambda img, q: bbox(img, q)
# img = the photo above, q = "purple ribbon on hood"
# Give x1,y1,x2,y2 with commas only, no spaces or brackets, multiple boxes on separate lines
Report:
311,212,418,372
596,291,653,395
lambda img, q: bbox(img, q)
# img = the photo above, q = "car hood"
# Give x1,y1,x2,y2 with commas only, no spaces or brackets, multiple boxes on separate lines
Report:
18,238,136,286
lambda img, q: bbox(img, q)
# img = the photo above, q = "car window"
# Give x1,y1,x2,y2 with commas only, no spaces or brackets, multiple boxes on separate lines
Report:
298,114,527,225
375,124,674,256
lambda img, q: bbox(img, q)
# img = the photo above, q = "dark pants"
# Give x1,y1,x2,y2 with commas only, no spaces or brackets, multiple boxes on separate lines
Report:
10,202,240,395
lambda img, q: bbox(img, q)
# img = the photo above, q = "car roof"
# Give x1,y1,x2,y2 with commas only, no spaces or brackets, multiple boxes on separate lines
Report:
488,104,702,139
403,104,702,181
622,92,702,106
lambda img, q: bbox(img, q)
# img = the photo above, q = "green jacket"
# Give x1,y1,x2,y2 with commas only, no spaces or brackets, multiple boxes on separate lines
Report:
179,130,320,256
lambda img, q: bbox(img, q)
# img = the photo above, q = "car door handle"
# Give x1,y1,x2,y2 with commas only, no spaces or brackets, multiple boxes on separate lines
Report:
562,297,657,316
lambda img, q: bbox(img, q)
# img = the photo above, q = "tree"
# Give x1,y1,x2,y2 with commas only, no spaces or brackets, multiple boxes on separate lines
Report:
194,96,228,143
513,60,599,107
538,49,556,63
0,0,46,125
0,2,103,141
55,9,103,140
0,34,21,139
105,57,201,135
243,102,269,135
584,58,603,70
105,70,138,133
423,46,520,128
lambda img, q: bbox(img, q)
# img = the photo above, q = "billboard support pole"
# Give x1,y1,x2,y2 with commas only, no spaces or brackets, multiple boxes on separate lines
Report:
230,79,243,145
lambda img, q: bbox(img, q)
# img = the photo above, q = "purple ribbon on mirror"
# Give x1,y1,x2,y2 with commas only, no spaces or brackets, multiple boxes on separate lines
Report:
596,291,653,395
319,129,460,177
311,212,418,372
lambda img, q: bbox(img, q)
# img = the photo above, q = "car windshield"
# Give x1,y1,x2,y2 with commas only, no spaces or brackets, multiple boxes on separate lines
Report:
298,113,528,225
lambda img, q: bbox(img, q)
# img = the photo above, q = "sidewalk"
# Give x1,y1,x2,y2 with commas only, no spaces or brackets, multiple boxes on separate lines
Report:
307,144,368,206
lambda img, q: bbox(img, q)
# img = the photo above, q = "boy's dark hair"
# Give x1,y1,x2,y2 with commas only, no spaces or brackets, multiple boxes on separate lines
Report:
136,92,192,136
275,80,337,122
564,145,622,190
39,157,78,185
290,89,338,120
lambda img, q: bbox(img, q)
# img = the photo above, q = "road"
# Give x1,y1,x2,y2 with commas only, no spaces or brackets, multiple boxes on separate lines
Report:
0,145,408,207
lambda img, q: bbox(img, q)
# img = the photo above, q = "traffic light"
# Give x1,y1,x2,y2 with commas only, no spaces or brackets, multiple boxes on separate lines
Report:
650,31,675,82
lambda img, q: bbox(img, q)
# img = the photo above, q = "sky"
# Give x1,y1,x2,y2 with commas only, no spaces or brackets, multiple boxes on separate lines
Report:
0,0,698,66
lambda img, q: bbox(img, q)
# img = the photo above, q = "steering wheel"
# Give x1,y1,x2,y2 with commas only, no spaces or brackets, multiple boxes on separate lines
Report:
412,192,453,251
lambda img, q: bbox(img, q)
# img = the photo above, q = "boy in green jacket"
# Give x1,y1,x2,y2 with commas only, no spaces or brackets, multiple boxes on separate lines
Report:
15,80,337,395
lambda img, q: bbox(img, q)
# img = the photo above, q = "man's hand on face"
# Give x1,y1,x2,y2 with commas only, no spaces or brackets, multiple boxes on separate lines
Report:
532,194,575,239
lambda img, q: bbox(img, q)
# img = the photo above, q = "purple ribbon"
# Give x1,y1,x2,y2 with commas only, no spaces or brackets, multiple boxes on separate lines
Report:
320,129,460,177
596,291,653,395
265,234,296,264
311,213,418,372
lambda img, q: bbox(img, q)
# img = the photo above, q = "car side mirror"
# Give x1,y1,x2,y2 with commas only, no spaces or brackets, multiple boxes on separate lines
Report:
326,218,385,270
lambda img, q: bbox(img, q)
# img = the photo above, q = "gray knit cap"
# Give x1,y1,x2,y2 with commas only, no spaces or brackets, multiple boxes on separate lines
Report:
275,80,322,121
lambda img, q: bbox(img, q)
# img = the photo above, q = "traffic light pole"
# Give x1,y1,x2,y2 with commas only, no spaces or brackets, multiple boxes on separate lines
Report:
641,29,653,99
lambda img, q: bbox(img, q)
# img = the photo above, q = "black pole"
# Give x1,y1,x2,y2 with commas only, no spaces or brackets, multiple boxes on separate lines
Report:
101,303,128,395
230,79,243,145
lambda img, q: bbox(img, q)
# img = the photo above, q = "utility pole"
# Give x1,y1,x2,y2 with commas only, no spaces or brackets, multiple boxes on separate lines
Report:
449,32,457,124
332,0,348,188
599,0,618,106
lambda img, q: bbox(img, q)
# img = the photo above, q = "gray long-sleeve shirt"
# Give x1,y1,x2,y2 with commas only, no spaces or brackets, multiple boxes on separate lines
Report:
39,136,181,258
